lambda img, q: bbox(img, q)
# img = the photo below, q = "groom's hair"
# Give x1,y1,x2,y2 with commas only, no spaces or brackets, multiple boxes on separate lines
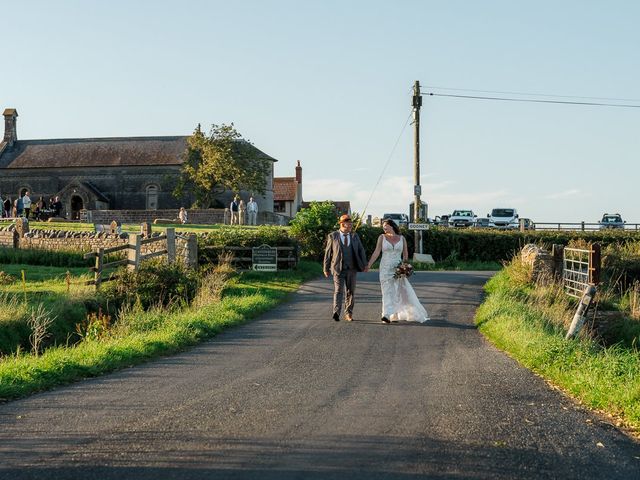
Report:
382,218,401,234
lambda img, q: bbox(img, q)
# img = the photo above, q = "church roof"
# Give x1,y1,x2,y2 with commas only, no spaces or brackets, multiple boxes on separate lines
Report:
0,136,277,169
273,177,298,201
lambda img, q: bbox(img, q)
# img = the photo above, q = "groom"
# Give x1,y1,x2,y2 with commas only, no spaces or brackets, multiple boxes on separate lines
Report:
323,214,368,322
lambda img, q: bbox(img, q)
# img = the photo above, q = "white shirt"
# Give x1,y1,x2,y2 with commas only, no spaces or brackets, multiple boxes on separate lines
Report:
339,231,351,247
247,200,258,213
22,195,32,208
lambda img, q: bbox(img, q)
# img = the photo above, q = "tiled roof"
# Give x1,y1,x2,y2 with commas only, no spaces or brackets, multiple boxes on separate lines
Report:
0,137,277,169
273,177,297,201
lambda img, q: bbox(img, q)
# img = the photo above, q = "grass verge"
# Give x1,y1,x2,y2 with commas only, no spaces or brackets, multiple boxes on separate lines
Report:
0,261,322,401
476,267,640,435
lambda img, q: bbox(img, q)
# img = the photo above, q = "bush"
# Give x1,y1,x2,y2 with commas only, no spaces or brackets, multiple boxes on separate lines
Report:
289,201,341,260
102,259,199,309
419,228,640,263
198,225,297,266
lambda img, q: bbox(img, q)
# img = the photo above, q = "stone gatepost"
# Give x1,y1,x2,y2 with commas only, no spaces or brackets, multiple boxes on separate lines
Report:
15,217,29,238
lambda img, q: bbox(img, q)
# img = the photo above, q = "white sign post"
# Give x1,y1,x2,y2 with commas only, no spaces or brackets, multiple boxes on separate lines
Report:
408,223,429,231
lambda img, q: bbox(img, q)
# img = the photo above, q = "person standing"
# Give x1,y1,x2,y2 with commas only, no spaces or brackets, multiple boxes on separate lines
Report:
229,196,240,225
323,214,368,322
366,218,429,324
22,191,32,219
246,196,258,225
238,199,246,225
3,196,10,218
178,207,188,224
52,196,63,218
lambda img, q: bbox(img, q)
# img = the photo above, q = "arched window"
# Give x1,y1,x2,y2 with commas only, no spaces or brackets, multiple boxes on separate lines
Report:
146,185,159,210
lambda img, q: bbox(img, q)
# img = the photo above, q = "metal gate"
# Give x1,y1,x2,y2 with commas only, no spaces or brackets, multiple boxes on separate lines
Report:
562,244,601,298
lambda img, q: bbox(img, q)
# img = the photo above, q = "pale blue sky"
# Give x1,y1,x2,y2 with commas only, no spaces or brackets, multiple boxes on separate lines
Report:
3,0,639,222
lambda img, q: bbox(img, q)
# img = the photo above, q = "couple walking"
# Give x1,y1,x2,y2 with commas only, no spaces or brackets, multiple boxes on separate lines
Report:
323,214,429,324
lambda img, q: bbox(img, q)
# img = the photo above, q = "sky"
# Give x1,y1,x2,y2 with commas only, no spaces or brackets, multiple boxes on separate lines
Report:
3,0,639,223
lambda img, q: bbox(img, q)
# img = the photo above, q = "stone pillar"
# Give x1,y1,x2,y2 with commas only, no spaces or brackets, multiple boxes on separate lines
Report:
15,217,29,237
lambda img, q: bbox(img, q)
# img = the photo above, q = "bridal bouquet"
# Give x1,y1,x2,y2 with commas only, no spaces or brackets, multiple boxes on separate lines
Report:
394,261,414,279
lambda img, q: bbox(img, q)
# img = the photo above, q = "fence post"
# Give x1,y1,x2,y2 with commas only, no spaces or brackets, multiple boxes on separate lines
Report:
94,248,104,290
184,234,198,269
551,244,564,279
581,221,585,231
519,218,525,232
589,243,601,285
566,285,597,340
166,228,176,263
128,234,141,270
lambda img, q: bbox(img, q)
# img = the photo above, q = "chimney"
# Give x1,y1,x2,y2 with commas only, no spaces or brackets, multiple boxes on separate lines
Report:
295,160,302,183
3,109,18,147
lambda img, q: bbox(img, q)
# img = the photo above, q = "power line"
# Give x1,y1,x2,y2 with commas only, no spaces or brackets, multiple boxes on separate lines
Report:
426,92,640,108
355,109,413,230
424,85,640,103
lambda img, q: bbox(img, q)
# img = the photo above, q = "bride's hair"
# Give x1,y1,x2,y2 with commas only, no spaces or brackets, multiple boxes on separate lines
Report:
382,218,401,235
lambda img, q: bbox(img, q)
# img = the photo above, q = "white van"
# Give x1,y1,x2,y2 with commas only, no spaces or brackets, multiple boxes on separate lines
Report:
488,208,519,229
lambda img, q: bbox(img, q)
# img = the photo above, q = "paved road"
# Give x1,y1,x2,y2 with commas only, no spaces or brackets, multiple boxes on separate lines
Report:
0,271,638,479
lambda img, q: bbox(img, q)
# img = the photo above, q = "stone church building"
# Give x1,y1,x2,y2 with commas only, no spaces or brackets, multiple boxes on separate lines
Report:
0,108,277,220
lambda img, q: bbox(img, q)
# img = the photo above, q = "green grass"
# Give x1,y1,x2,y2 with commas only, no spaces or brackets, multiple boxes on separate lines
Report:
476,267,640,434
0,264,88,284
0,220,272,234
0,261,322,401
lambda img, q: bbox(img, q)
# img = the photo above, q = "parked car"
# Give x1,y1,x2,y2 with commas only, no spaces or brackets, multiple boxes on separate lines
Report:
382,213,409,227
599,213,625,230
488,208,519,229
474,217,490,228
433,215,450,227
449,209,476,228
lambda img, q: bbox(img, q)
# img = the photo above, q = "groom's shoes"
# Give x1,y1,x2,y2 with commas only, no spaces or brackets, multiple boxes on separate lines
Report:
332,312,340,322
381,316,390,324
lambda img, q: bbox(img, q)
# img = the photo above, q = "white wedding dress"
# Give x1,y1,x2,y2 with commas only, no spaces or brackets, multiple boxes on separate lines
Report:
379,236,429,322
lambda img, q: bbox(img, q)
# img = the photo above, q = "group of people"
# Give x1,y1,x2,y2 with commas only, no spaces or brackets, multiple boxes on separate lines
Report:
323,214,429,324
0,192,63,220
229,195,259,225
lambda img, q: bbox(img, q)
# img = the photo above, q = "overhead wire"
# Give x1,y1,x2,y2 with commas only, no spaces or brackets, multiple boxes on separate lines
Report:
426,92,640,108
354,109,413,231
424,85,640,103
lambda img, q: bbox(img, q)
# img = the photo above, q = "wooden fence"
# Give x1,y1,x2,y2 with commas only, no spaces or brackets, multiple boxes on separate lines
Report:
84,229,177,289
201,245,298,271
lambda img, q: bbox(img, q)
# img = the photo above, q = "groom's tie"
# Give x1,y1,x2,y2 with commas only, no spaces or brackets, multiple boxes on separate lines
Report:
343,233,349,247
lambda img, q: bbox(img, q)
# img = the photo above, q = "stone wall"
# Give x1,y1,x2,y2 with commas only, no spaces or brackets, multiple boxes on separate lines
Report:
0,226,198,269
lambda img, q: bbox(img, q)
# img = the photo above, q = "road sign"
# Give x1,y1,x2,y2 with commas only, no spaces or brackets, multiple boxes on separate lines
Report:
408,223,429,230
252,244,277,271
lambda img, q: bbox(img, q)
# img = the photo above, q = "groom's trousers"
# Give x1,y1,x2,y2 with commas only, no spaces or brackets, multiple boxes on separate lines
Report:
333,269,357,316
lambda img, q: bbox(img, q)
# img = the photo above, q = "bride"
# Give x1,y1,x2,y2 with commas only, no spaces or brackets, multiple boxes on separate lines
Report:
366,218,429,324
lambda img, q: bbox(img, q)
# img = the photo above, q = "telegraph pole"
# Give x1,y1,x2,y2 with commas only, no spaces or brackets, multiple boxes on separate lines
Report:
412,80,423,254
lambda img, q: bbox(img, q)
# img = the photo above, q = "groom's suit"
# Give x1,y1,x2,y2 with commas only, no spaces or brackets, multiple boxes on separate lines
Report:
323,230,368,320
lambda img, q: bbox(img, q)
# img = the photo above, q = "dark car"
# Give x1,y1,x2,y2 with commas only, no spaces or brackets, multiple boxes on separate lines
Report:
599,213,625,230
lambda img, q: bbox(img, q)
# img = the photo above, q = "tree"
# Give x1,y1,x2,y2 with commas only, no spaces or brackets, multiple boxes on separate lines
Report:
289,201,340,260
174,123,271,208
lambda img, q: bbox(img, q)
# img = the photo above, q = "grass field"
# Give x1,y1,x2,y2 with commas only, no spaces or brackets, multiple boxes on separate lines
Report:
476,262,640,436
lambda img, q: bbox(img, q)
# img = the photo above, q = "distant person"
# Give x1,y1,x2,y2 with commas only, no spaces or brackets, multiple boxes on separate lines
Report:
229,196,240,225
15,197,23,217
238,199,246,225
22,191,32,219
246,196,258,225
3,196,9,218
52,196,63,217
178,207,188,224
